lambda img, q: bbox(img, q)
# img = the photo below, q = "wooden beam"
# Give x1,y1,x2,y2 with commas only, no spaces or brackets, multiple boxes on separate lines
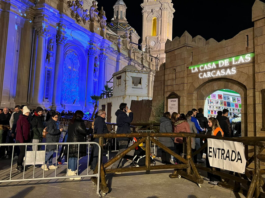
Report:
151,137,188,164
247,174,257,198
192,143,207,157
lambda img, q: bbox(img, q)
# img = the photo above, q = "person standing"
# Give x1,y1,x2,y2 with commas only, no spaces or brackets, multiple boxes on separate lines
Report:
159,112,174,164
0,108,11,158
112,103,133,170
186,111,198,163
16,106,31,172
31,107,45,151
173,114,190,164
196,108,208,129
191,108,205,163
91,110,108,171
217,109,231,137
67,110,88,180
42,112,63,171
206,117,224,185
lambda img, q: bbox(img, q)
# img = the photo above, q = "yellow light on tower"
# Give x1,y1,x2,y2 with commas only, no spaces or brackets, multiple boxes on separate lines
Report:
152,17,157,36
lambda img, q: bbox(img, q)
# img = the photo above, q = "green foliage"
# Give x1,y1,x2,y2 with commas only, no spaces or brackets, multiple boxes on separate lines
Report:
154,101,164,122
91,95,100,102
101,85,113,98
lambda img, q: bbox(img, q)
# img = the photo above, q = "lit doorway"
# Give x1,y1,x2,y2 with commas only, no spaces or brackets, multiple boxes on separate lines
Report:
204,89,242,137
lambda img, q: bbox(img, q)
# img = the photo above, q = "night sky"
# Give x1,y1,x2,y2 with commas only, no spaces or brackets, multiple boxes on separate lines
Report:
97,0,262,43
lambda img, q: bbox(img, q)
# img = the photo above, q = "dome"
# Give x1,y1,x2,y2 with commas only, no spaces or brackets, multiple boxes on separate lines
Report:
122,65,138,71
115,0,126,6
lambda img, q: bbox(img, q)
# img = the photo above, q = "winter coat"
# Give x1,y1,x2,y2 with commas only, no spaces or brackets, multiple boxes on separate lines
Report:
191,116,204,134
217,116,231,137
67,117,88,158
94,116,108,143
115,110,133,141
46,119,61,151
31,112,45,140
16,114,31,143
159,116,174,148
187,119,197,149
0,113,11,126
174,120,190,144
196,113,208,129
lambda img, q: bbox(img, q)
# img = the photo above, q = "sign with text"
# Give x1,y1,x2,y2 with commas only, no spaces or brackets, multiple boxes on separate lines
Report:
168,98,178,115
207,138,246,174
189,53,255,79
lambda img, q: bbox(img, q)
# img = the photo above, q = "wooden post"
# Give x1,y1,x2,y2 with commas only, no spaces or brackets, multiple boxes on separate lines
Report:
186,136,191,175
255,146,261,198
247,174,258,198
146,134,151,174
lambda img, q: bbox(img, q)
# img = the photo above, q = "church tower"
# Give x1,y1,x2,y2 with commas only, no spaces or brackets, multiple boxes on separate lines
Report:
113,0,128,23
141,0,175,66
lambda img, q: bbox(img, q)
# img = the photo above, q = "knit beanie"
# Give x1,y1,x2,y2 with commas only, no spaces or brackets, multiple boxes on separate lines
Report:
23,106,30,115
36,106,43,113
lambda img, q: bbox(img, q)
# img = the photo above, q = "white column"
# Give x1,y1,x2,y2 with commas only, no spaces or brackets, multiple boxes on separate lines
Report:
86,48,97,106
98,53,107,96
52,33,66,109
161,4,168,43
32,27,48,105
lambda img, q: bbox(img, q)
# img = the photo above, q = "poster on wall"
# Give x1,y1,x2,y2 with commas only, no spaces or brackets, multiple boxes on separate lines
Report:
237,98,241,104
211,94,216,99
168,98,178,115
218,94,223,100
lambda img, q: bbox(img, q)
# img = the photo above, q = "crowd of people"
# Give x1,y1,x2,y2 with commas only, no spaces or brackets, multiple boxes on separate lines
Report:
0,103,234,184
159,108,232,185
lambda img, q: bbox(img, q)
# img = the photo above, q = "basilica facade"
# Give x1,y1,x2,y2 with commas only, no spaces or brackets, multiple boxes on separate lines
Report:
0,0,174,112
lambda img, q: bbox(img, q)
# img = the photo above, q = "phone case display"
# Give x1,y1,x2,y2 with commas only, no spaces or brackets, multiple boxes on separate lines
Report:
206,92,242,119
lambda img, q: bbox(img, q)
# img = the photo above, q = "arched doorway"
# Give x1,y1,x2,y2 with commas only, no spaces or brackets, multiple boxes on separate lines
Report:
191,78,247,136
62,51,80,106
204,89,242,136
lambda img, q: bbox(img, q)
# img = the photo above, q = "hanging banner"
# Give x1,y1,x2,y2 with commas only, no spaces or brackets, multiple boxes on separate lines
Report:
207,138,246,174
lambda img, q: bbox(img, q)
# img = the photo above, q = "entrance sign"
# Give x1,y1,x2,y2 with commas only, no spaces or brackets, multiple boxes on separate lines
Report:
207,138,246,174
189,53,255,79
168,98,178,114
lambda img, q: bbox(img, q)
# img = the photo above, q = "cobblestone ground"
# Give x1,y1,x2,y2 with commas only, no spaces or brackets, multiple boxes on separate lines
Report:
0,156,251,198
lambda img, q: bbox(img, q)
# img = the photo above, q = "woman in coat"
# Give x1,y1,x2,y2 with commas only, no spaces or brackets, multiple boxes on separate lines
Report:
173,114,191,164
16,106,31,172
186,111,197,163
206,117,224,185
159,112,174,164
67,110,88,179
42,112,62,171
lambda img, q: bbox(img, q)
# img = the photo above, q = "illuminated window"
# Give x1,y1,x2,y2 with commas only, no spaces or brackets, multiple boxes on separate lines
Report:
152,17,157,36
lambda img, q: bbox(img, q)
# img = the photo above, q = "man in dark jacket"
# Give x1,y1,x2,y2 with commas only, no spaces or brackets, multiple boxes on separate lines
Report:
217,109,232,137
196,108,208,129
112,103,133,170
91,110,108,171
0,108,11,158
31,107,45,151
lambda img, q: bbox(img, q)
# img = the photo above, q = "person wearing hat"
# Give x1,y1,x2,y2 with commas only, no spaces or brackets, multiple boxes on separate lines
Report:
16,106,31,172
31,107,45,151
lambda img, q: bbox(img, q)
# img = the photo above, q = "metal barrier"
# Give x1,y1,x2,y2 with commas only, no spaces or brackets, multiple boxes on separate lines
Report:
0,142,101,196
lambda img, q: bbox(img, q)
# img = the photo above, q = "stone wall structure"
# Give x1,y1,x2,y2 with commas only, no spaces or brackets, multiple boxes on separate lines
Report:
151,0,265,137
0,0,157,112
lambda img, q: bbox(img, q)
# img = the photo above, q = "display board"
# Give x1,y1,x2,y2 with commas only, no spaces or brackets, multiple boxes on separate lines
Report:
206,90,241,119
168,98,179,115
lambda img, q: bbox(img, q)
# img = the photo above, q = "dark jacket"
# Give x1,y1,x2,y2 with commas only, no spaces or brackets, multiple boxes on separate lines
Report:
16,114,31,143
0,113,11,126
46,119,61,151
94,116,108,142
196,113,208,130
217,116,231,137
67,118,88,158
159,116,174,148
14,111,22,125
31,112,45,140
115,110,133,141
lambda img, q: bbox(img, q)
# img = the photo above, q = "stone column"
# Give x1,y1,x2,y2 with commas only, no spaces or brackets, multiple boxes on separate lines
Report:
161,4,168,43
0,8,22,107
52,33,67,109
141,9,148,48
116,54,121,72
98,53,107,96
86,48,97,106
32,26,48,106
